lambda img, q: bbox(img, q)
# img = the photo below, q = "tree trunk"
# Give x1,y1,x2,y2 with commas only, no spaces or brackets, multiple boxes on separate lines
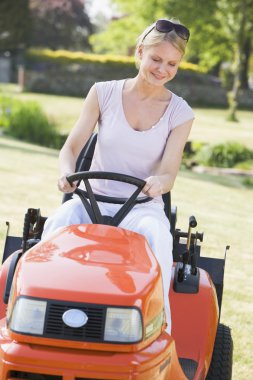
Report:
227,70,240,122
239,37,251,89
227,3,247,122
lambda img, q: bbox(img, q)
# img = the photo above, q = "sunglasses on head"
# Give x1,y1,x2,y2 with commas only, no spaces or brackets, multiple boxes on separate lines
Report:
142,19,190,43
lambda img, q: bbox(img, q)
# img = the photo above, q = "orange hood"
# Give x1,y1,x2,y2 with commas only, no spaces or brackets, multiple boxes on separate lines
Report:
15,224,161,308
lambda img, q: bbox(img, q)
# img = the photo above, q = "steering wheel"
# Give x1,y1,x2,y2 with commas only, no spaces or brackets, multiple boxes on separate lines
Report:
67,171,152,227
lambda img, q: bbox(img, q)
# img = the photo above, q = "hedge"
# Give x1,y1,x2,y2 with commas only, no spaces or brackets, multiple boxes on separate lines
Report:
26,48,205,73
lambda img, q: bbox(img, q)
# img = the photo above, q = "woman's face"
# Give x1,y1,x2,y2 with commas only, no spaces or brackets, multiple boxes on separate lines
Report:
138,40,182,86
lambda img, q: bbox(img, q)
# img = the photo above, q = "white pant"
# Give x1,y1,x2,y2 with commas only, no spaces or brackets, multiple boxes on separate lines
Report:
42,198,173,333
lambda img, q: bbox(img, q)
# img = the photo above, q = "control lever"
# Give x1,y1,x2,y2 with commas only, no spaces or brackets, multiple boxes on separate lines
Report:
185,215,197,264
178,216,197,279
174,215,201,293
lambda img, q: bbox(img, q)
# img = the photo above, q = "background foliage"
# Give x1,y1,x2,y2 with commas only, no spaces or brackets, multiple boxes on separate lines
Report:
90,0,253,89
89,0,253,119
29,0,93,51
0,0,93,52
194,142,253,168
0,95,60,148
0,0,31,52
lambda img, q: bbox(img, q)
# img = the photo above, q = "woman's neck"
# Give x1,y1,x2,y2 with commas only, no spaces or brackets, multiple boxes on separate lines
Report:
125,75,169,101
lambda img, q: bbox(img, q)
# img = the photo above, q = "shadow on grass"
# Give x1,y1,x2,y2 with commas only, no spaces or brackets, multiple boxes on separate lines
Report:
1,136,251,190
0,141,59,158
180,168,250,189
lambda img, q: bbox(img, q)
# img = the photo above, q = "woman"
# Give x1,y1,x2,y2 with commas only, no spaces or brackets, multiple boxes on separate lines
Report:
42,19,194,334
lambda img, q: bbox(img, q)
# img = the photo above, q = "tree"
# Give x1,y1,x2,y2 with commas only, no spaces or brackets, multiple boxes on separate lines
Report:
216,0,253,120
240,37,251,89
29,0,93,50
90,0,232,64
0,0,31,52
90,0,253,120
155,0,253,120
89,0,162,55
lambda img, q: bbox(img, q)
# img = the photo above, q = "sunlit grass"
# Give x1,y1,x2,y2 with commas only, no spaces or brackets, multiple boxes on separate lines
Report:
0,85,253,379
0,135,253,379
1,83,253,149
0,136,61,246
192,108,253,149
0,83,83,134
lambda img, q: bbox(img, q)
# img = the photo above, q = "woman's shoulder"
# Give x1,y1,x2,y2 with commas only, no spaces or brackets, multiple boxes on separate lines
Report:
95,80,124,112
95,79,124,92
170,91,192,111
169,91,194,117
168,91,195,128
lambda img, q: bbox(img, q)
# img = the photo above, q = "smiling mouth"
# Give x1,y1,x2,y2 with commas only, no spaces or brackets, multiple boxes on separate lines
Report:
152,73,166,80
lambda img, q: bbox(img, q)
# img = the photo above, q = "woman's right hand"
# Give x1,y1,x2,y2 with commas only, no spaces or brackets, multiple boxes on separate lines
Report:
57,174,77,193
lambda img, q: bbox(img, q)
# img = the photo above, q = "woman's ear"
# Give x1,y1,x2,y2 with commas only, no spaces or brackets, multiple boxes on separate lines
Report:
137,45,143,59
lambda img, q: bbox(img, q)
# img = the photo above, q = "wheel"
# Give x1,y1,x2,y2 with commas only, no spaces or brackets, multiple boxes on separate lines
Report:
206,323,233,380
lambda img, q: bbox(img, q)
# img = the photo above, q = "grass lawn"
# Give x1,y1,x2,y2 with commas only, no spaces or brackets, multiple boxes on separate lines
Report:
0,84,84,134
0,135,253,379
1,83,253,149
0,85,253,378
192,108,253,150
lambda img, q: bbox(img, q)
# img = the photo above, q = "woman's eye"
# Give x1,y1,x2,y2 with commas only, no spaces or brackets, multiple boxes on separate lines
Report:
152,57,160,62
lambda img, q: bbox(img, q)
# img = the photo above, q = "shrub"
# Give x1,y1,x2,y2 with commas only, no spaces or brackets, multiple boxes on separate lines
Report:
195,142,253,168
242,177,253,188
26,48,136,69
182,141,207,168
235,160,253,170
0,95,15,129
26,48,204,73
6,100,59,148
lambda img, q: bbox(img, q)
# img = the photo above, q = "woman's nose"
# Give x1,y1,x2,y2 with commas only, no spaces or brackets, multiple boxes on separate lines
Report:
157,64,167,74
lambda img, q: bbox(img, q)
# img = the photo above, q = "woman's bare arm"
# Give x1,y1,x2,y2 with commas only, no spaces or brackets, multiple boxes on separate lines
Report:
58,85,100,193
143,119,193,197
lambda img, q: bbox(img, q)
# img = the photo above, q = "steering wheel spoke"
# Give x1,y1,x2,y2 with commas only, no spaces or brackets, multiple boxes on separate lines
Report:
83,179,103,224
74,188,97,224
112,187,143,226
67,171,152,227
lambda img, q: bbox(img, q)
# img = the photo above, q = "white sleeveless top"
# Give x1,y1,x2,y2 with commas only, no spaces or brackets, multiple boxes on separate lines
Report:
88,79,194,202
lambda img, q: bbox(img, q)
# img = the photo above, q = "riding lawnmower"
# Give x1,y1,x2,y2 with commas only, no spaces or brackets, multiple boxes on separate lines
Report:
0,134,233,379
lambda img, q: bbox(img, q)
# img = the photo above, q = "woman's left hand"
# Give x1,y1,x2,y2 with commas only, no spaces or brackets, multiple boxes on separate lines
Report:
142,176,163,197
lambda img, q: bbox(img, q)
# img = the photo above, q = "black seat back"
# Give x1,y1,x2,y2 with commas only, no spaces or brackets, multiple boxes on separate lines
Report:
62,133,98,203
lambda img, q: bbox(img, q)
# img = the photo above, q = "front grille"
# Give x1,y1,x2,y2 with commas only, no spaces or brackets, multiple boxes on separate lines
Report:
9,370,104,380
44,300,106,342
9,372,62,379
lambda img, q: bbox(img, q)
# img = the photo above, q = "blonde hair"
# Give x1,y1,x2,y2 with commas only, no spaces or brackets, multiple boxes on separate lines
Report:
135,19,188,66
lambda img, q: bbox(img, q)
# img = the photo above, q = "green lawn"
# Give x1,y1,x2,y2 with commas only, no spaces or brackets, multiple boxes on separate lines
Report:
0,86,253,379
0,84,83,134
192,108,253,150
1,83,253,149
0,135,253,380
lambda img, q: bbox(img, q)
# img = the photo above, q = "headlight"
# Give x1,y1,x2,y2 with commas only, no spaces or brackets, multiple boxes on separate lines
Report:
9,297,47,335
104,307,142,343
